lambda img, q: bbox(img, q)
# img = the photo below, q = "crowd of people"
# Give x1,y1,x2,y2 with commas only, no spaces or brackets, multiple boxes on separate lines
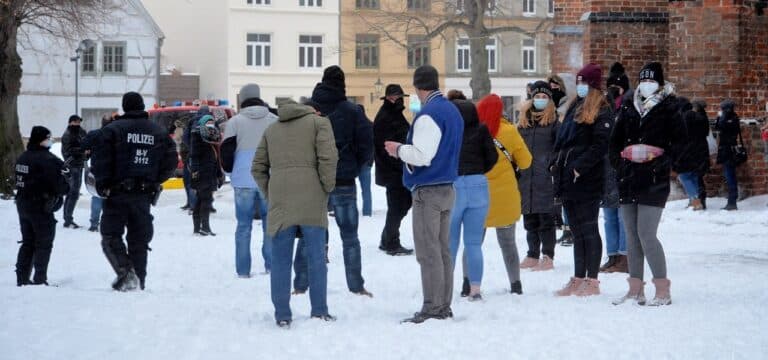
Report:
12,59,760,327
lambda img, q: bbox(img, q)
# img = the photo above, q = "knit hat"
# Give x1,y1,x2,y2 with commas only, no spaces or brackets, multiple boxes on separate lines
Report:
30,126,51,145
720,99,736,112
476,93,503,137
68,115,82,124
198,114,214,127
577,63,603,90
530,81,553,98
239,84,261,102
322,65,346,90
607,62,630,91
639,62,665,85
122,92,145,112
413,65,439,91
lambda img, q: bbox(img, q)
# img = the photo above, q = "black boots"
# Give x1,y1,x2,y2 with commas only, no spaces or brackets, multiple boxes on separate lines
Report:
722,200,738,211
510,280,523,295
460,277,470,297
194,210,215,236
558,229,574,246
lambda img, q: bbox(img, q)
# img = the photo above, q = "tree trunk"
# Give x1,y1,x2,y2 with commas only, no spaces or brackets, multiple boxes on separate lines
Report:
468,1,491,100
0,5,24,197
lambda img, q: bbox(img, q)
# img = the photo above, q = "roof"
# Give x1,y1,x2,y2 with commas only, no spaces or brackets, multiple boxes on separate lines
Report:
128,0,165,40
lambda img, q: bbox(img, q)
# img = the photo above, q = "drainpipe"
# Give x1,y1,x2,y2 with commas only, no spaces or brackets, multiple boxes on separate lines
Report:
156,36,164,105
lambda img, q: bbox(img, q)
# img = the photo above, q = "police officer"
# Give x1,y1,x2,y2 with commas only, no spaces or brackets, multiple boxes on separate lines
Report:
90,92,177,291
14,126,69,286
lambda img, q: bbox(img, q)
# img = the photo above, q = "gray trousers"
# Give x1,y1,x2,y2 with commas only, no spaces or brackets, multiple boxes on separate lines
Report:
463,224,520,284
620,204,667,280
412,184,455,315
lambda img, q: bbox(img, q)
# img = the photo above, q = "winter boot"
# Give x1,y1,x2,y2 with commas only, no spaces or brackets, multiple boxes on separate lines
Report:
555,277,584,296
612,277,646,305
113,268,139,292
192,212,202,235
599,255,617,272
722,201,738,211
510,280,523,295
649,278,672,306
559,230,574,247
15,267,32,287
606,255,628,273
199,210,216,236
574,278,601,297
460,277,470,297
532,255,554,271
520,257,539,269
691,198,704,211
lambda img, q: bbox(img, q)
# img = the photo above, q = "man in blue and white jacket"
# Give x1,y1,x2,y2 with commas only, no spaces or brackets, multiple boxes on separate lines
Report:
223,84,277,277
384,65,463,324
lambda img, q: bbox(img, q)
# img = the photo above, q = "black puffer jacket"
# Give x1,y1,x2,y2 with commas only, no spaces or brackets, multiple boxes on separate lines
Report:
677,109,711,173
609,92,687,208
551,98,613,201
518,108,560,214
373,99,410,187
189,126,222,192
453,100,497,176
715,110,741,165
61,125,87,168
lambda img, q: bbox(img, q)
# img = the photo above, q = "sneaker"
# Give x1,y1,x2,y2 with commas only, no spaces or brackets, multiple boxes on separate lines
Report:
519,257,539,269
276,320,292,329
555,277,584,296
386,246,414,256
88,225,99,232
198,229,216,236
532,255,554,271
180,204,190,210
468,293,483,302
574,278,601,297
510,280,523,295
311,314,337,322
560,236,574,247
193,231,208,237
63,222,81,229
353,288,374,298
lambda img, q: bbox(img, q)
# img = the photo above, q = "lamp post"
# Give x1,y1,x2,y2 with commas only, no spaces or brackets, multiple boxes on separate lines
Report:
70,39,95,116
370,76,384,102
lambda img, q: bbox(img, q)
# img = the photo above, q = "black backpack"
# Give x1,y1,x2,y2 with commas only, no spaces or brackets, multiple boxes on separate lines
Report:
220,136,236,173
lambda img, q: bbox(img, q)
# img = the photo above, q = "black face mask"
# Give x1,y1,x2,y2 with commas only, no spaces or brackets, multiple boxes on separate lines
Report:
551,89,565,105
608,87,621,101
390,97,405,111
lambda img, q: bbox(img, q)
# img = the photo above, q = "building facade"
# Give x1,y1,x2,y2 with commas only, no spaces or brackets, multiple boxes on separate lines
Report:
18,0,163,135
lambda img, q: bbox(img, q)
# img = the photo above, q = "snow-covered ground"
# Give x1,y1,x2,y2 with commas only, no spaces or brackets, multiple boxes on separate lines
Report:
1,182,767,360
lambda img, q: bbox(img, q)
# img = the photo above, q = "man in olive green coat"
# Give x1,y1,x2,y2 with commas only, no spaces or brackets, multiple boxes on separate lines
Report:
252,99,338,328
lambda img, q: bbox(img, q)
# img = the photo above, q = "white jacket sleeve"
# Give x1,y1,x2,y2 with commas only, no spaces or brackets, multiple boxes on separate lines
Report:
397,114,442,167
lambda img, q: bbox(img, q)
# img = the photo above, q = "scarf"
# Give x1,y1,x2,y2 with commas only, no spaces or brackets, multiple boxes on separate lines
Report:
633,82,675,118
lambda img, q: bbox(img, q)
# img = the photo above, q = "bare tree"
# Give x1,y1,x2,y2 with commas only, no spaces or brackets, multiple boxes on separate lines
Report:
356,0,548,100
0,0,112,196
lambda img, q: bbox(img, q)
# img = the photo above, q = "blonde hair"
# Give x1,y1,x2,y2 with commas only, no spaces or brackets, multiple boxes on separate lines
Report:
518,99,557,128
568,88,610,125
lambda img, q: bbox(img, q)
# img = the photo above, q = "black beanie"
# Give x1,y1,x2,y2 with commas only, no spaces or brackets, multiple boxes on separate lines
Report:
122,91,145,112
68,114,82,124
413,65,439,91
607,62,630,91
322,66,346,90
30,126,51,145
720,99,736,112
530,81,553,98
639,62,665,86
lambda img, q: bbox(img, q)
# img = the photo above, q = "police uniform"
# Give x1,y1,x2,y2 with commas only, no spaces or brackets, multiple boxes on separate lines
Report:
90,92,177,291
14,126,69,286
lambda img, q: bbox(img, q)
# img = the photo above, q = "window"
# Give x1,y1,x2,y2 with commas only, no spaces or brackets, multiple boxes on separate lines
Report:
408,0,429,11
81,108,118,131
246,0,271,5
522,38,535,72
299,35,323,69
456,37,497,72
522,0,535,16
356,34,379,68
548,0,554,16
356,0,378,8
299,0,322,6
81,46,96,74
502,96,522,123
407,35,430,68
247,33,271,67
454,0,465,13
102,42,125,74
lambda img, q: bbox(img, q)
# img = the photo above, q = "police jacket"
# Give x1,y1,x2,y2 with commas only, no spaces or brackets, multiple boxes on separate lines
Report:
15,144,69,210
61,125,87,168
91,111,177,193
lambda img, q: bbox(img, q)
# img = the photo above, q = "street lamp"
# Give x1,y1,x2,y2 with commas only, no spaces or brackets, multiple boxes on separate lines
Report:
70,39,95,116
370,76,384,102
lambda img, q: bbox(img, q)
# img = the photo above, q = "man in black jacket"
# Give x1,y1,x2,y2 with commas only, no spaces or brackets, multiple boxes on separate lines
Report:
373,84,414,256
61,115,87,228
91,92,177,291
307,65,373,296
14,126,70,286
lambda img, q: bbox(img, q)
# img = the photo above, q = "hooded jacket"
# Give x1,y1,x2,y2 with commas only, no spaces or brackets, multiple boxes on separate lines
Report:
223,105,278,188
252,101,338,236
453,99,497,176
373,98,410,187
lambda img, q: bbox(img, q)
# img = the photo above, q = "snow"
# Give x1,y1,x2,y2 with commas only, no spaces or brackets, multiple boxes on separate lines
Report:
1,181,767,360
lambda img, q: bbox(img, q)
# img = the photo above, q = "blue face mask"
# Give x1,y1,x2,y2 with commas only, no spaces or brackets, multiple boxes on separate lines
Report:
576,84,589,98
409,96,421,114
533,98,550,111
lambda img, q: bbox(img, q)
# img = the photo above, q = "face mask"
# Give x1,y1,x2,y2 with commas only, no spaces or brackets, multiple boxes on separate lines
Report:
717,111,723,117
42,139,52,149
533,98,550,111
394,97,405,108
576,84,589,98
551,89,565,103
638,82,659,98
205,123,216,129
409,96,421,114
608,87,622,100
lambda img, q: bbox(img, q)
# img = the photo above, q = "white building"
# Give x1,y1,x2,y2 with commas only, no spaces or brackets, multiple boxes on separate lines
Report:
18,0,164,135
142,0,341,108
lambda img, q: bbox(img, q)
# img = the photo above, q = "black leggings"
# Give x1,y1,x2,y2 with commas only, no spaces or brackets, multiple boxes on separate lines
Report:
563,199,602,279
523,213,556,259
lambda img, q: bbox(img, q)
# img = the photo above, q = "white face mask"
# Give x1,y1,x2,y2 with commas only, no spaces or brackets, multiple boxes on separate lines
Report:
409,96,422,114
42,139,52,148
205,123,216,129
638,82,660,98
717,111,723,117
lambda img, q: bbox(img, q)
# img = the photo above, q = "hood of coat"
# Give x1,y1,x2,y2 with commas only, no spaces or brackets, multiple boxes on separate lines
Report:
452,99,480,128
239,105,272,121
278,102,316,122
311,82,347,114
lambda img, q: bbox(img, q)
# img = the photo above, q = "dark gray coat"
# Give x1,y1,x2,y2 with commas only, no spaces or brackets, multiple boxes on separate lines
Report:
518,116,560,215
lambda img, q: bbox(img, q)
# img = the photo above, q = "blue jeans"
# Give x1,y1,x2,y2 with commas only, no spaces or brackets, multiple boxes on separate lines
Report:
183,165,197,208
271,225,328,322
449,175,489,286
90,196,103,228
63,166,83,224
358,165,372,216
678,172,700,200
602,207,626,256
295,185,364,292
723,164,738,203
234,187,271,275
